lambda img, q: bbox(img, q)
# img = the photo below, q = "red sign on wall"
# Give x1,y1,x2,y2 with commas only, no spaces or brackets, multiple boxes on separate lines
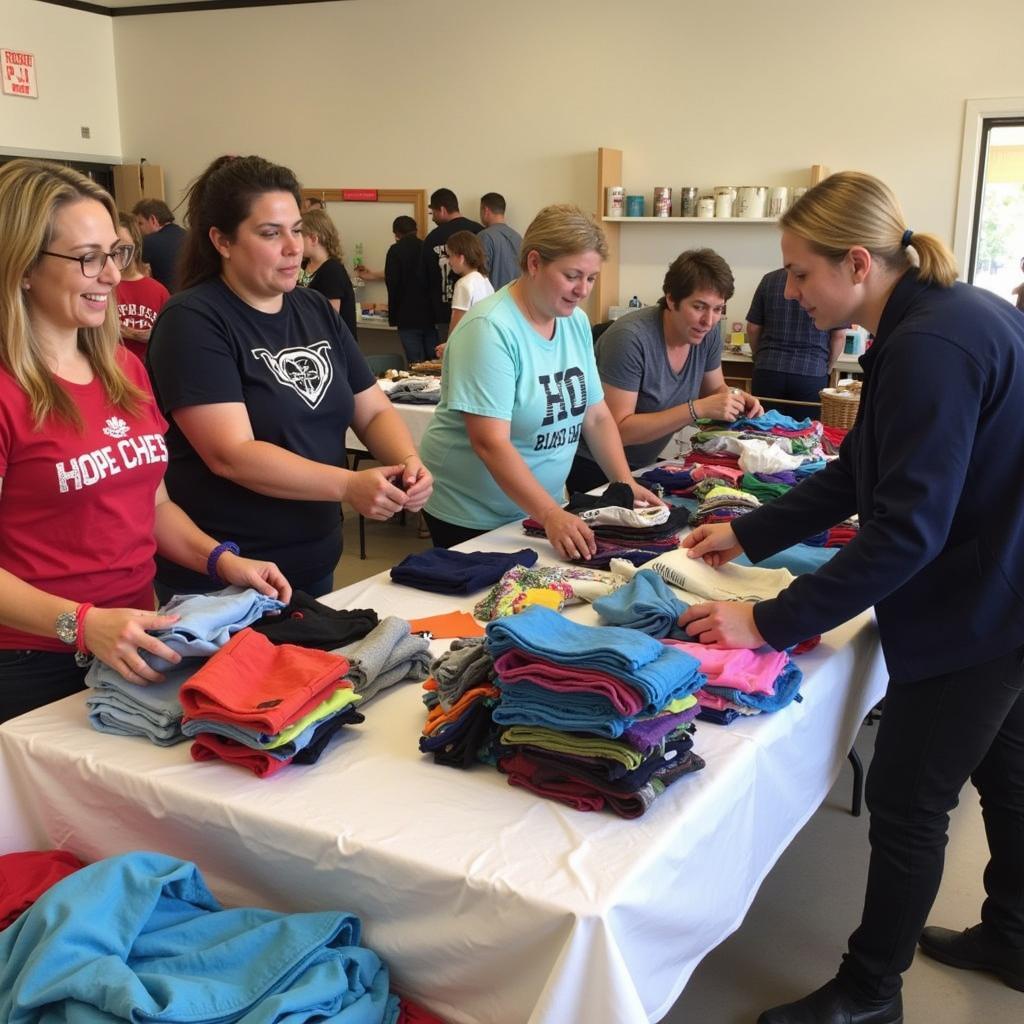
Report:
341,189,379,202
2,49,38,99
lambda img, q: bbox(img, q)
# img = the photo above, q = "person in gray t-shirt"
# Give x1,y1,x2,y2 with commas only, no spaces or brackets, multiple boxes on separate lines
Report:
478,192,522,290
569,248,762,493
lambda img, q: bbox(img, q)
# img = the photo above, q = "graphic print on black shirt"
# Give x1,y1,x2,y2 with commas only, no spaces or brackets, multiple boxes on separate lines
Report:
252,341,335,409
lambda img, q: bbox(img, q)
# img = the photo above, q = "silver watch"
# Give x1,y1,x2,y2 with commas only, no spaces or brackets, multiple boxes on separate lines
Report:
55,610,77,646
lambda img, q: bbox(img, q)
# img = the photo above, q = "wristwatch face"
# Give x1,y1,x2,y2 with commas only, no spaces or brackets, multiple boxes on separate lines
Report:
55,610,77,646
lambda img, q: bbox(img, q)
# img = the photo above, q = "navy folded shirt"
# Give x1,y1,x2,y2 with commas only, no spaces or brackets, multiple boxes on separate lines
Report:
390,547,539,595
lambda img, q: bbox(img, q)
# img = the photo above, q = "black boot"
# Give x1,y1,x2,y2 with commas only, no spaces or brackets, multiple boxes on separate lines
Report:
918,923,1024,991
757,979,903,1024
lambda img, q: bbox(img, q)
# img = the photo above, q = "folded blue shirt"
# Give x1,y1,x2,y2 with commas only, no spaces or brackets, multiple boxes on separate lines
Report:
592,569,688,639
390,547,539,595
704,658,804,713
144,586,285,672
0,851,397,1024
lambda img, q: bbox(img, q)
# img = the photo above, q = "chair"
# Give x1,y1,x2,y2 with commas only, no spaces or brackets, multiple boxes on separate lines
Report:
348,352,410,557
591,321,614,343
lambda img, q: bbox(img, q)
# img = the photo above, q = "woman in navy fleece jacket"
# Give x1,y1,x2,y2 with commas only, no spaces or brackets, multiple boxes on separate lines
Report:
680,171,1024,1024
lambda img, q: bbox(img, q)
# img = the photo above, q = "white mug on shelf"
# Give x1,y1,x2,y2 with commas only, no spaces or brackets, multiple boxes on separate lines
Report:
697,196,715,219
768,187,789,217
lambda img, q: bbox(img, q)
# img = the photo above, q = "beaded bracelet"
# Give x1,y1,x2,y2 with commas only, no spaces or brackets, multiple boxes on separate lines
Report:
688,399,699,424
206,541,240,583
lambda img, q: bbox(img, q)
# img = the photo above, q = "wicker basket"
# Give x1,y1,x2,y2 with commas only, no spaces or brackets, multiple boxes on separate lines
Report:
819,381,862,429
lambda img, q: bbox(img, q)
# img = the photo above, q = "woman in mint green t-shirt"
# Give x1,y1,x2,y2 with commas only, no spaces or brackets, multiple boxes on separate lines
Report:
420,204,663,561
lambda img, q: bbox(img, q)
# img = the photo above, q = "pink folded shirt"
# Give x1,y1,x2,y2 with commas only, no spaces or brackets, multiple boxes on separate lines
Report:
660,639,789,695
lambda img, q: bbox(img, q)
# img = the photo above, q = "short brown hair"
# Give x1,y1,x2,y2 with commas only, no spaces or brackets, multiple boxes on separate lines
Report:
132,198,174,224
659,249,734,309
446,230,487,275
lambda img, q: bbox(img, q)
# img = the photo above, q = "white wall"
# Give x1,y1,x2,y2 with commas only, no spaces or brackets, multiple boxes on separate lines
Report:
108,0,1024,317
1,0,121,161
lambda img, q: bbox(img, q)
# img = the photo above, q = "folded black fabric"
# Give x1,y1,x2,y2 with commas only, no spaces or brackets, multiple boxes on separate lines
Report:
291,706,366,765
249,591,378,649
390,547,539,595
419,698,497,769
564,481,635,513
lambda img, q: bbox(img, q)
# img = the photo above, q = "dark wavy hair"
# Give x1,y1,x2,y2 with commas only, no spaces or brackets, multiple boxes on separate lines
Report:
179,154,302,290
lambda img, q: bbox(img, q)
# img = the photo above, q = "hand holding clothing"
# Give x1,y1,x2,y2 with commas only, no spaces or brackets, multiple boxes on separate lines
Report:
400,457,433,512
678,600,765,648
83,609,183,686
216,553,292,604
541,507,597,561
696,390,746,422
628,481,667,510
345,465,410,520
682,523,745,567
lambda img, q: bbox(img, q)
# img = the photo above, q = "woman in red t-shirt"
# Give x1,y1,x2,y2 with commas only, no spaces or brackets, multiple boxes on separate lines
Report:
114,213,169,362
0,159,292,723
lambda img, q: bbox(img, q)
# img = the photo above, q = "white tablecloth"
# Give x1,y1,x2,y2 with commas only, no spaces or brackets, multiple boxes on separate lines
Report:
0,523,887,1024
345,400,435,456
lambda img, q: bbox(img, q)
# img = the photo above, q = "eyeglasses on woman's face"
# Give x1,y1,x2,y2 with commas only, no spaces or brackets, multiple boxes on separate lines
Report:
38,244,135,278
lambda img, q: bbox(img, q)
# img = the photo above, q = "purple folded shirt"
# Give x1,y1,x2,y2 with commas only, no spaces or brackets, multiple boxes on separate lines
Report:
622,706,700,753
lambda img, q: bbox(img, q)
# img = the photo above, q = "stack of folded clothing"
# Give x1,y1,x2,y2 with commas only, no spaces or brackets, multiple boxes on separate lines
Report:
688,484,762,527
660,639,804,725
419,638,499,768
387,375,441,404
391,547,539,594
250,591,378,649
630,548,796,604
85,586,286,743
181,629,362,777
485,606,706,818
522,482,690,568
334,616,432,704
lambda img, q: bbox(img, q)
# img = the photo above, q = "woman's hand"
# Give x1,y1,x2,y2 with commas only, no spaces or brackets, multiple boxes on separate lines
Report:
681,524,744,567
216,553,292,603
677,601,764,648
345,466,409,520
82,607,184,685
400,456,433,512
696,390,747,422
740,391,764,417
540,507,597,561
628,481,667,508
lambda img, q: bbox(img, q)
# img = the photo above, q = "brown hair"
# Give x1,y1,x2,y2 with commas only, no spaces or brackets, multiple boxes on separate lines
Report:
131,198,174,224
446,230,488,275
0,159,146,429
659,249,734,309
781,171,958,288
300,208,343,261
117,212,147,276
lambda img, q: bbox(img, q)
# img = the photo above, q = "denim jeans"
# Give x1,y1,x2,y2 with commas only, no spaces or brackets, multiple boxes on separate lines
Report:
397,327,439,365
751,367,827,421
421,510,488,550
837,643,1024,1000
0,648,88,723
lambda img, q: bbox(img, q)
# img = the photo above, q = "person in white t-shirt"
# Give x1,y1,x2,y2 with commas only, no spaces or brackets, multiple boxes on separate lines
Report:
436,230,495,356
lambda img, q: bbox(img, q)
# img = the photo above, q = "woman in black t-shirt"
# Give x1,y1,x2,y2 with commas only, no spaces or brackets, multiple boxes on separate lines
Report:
299,208,358,337
147,155,432,599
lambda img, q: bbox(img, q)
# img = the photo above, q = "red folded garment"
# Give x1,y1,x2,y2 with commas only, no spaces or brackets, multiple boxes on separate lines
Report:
397,997,449,1023
180,628,349,733
190,733,292,778
0,849,84,928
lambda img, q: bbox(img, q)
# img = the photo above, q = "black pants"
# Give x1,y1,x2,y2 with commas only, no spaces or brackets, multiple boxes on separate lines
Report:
0,649,88,724
565,454,610,497
422,510,488,549
752,367,826,421
837,643,1024,1000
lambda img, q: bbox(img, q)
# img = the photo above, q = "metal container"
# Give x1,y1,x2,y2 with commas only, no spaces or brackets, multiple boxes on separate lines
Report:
736,186,769,218
714,192,734,218
767,186,789,217
697,196,715,219
626,195,645,216
679,186,699,217
605,185,625,217
653,186,672,217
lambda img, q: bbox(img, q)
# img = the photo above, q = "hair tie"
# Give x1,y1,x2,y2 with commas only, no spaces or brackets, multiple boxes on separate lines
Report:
901,228,914,248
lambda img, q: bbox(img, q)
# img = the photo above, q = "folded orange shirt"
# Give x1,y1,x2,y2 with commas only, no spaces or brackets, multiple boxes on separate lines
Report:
423,684,499,735
180,628,350,733
407,610,485,639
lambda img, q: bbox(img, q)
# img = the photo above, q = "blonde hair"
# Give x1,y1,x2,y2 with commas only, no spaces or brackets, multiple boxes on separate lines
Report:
0,159,146,430
518,203,608,272
781,171,957,288
117,211,147,277
300,208,343,261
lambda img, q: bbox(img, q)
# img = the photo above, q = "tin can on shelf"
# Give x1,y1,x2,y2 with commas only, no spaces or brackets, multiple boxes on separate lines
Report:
791,187,808,207
736,186,769,218
653,186,672,217
714,192,734,218
605,186,625,217
679,187,699,217
626,195,645,217
697,196,715,219
768,186,789,217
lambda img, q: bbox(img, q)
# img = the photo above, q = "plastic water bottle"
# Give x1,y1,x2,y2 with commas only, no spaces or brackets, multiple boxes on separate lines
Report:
628,295,642,309
353,242,364,268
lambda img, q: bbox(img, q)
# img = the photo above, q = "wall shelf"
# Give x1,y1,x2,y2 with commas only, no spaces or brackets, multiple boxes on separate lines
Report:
602,216,780,224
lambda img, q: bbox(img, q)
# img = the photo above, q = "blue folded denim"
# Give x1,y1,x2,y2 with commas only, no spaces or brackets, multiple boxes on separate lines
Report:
144,586,285,672
592,569,688,639
485,606,703,713
0,850,397,1024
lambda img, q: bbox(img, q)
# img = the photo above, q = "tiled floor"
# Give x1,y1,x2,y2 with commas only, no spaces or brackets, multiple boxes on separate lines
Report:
331,513,1016,1024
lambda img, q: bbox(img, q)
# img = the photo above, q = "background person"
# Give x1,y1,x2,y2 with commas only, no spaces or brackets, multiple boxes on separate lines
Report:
419,204,662,558
298,207,358,337
746,265,848,419
478,192,522,290
678,171,1024,1024
131,198,186,293
567,248,762,494
147,154,432,600
114,212,169,362
356,215,438,365
0,159,288,722
435,229,494,356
